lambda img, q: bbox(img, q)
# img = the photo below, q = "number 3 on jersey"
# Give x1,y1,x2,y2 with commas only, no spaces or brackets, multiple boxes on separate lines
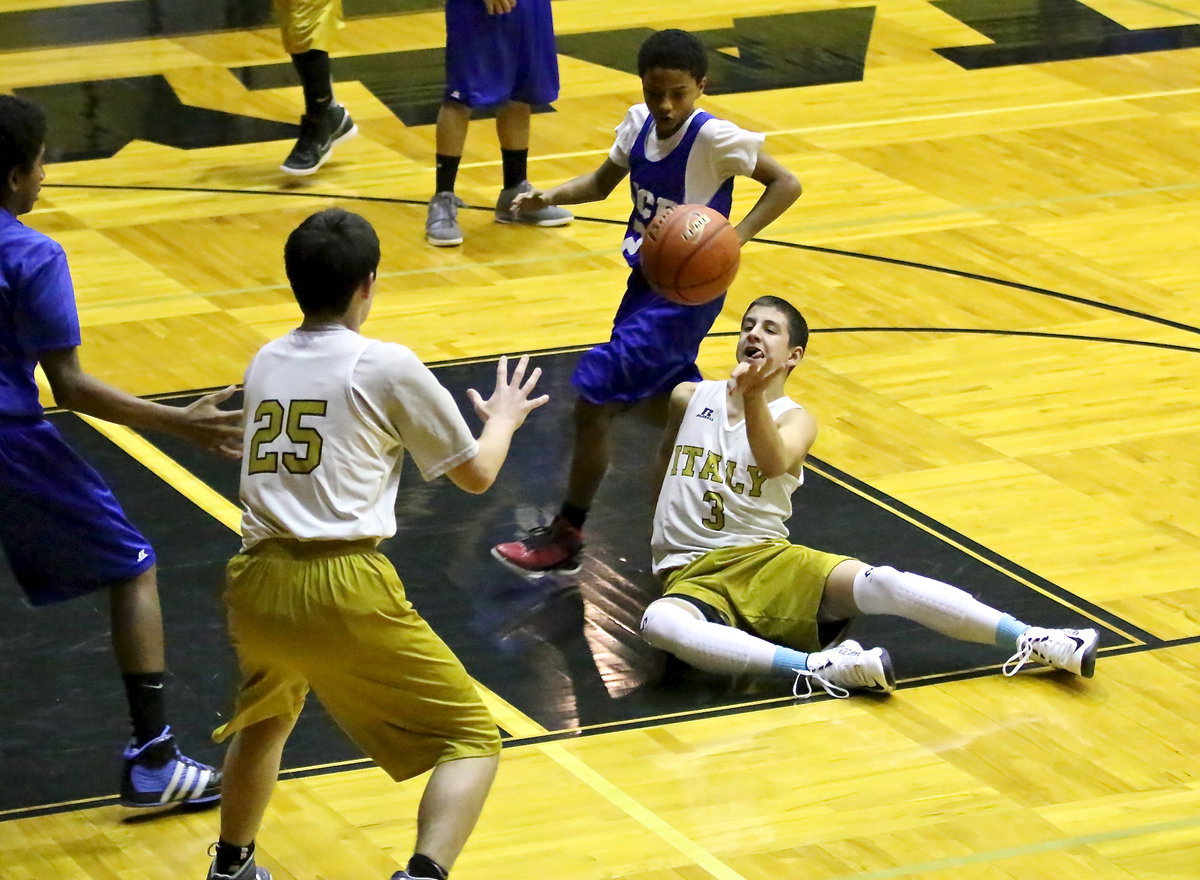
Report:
701,490,725,531
248,399,328,474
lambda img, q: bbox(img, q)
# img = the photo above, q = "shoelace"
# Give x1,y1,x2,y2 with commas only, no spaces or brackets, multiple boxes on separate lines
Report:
792,668,850,700
1004,630,1080,676
1002,637,1035,677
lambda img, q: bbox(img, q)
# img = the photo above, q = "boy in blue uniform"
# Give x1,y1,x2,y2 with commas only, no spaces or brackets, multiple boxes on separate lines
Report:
492,28,802,575
425,0,573,246
0,95,243,806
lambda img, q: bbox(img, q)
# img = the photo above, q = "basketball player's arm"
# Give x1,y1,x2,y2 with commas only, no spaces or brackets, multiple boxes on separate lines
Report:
447,355,549,493
655,381,696,487
745,399,815,478
38,347,243,458
733,151,801,245
513,158,629,213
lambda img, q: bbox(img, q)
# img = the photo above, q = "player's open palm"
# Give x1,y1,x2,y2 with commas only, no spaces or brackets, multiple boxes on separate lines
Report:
467,355,549,429
179,385,243,458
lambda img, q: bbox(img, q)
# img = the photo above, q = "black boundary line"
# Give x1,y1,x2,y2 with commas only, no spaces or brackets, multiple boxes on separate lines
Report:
43,322,1200,414
805,457,1158,644
42,181,1200,337
11,633,1200,823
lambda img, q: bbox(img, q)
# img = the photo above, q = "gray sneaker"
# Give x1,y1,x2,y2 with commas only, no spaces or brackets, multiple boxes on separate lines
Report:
495,180,573,226
426,192,465,247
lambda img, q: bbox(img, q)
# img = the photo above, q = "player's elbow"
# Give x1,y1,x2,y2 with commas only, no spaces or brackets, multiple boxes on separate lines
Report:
445,459,496,495
777,172,802,202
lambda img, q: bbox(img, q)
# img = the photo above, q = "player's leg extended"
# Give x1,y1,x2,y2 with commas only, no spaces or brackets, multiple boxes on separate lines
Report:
111,566,223,808
278,0,356,175
218,715,297,848
410,754,500,874
490,397,620,577
205,714,296,880
821,561,1098,676
110,566,164,674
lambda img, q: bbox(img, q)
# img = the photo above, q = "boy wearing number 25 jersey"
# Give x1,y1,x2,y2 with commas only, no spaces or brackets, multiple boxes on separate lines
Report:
206,208,547,880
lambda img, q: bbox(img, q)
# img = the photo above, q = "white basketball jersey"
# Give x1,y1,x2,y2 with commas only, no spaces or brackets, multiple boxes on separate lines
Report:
652,380,803,573
239,326,478,549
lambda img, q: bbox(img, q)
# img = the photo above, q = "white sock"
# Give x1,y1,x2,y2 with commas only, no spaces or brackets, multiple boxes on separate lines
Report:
641,599,779,675
851,565,1005,645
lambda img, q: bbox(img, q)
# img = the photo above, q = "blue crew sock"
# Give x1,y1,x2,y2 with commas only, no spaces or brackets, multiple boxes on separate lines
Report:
995,614,1029,650
771,645,811,675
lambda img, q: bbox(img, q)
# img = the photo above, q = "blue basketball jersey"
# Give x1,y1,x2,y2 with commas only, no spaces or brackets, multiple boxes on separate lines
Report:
0,210,81,418
620,111,735,269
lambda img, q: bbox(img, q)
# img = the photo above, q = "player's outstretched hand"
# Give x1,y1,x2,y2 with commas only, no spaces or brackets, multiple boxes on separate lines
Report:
178,385,243,459
728,358,784,399
510,187,552,217
467,355,549,429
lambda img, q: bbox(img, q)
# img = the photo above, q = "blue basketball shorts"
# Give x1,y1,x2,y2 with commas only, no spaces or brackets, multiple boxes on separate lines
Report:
0,419,155,606
443,0,559,107
572,269,726,405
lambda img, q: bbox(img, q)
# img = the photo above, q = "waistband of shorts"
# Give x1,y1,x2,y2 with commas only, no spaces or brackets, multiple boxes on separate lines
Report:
243,538,381,559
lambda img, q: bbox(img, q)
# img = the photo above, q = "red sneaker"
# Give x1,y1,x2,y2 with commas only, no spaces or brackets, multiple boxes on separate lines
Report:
491,515,584,577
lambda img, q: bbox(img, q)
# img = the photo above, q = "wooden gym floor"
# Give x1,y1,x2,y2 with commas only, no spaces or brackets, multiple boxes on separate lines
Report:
1,0,1199,878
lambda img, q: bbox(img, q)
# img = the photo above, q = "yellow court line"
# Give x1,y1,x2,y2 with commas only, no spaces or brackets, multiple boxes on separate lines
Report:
77,414,746,880
539,742,750,880
76,414,242,531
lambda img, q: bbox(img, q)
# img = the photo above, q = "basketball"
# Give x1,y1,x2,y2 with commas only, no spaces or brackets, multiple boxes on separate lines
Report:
639,205,741,305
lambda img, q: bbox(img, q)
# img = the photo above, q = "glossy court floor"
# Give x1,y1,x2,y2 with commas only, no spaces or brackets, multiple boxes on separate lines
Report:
1,1,1200,878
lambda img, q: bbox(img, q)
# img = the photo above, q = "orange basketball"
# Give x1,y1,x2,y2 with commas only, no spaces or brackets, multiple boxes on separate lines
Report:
639,205,740,306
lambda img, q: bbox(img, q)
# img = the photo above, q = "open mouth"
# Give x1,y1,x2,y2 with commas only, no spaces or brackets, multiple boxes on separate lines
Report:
743,345,764,360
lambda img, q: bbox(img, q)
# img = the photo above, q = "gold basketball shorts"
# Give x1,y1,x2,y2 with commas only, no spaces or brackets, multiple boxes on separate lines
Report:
662,541,850,652
274,0,344,54
214,539,501,781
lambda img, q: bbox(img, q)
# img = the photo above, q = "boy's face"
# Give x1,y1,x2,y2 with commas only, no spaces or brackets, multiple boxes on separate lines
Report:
6,145,46,216
737,305,803,372
641,67,707,139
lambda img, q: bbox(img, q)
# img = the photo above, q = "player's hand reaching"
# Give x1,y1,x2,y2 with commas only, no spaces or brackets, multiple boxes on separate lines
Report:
467,355,549,429
177,385,243,459
509,187,552,217
728,357,784,399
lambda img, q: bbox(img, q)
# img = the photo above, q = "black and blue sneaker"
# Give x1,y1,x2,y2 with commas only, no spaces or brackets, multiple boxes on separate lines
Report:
121,725,221,808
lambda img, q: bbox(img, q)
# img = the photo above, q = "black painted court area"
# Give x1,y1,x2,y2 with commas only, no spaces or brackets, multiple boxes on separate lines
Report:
0,351,1140,817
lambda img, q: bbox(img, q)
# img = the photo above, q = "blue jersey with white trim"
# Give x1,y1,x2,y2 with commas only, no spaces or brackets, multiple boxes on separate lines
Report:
621,111,735,268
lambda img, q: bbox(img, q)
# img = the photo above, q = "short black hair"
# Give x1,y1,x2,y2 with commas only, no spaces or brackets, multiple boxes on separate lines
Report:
637,29,708,80
284,209,380,317
0,95,47,186
747,295,809,349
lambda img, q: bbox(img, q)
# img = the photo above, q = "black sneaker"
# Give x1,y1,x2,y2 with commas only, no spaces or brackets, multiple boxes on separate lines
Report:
121,725,222,807
280,104,357,176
